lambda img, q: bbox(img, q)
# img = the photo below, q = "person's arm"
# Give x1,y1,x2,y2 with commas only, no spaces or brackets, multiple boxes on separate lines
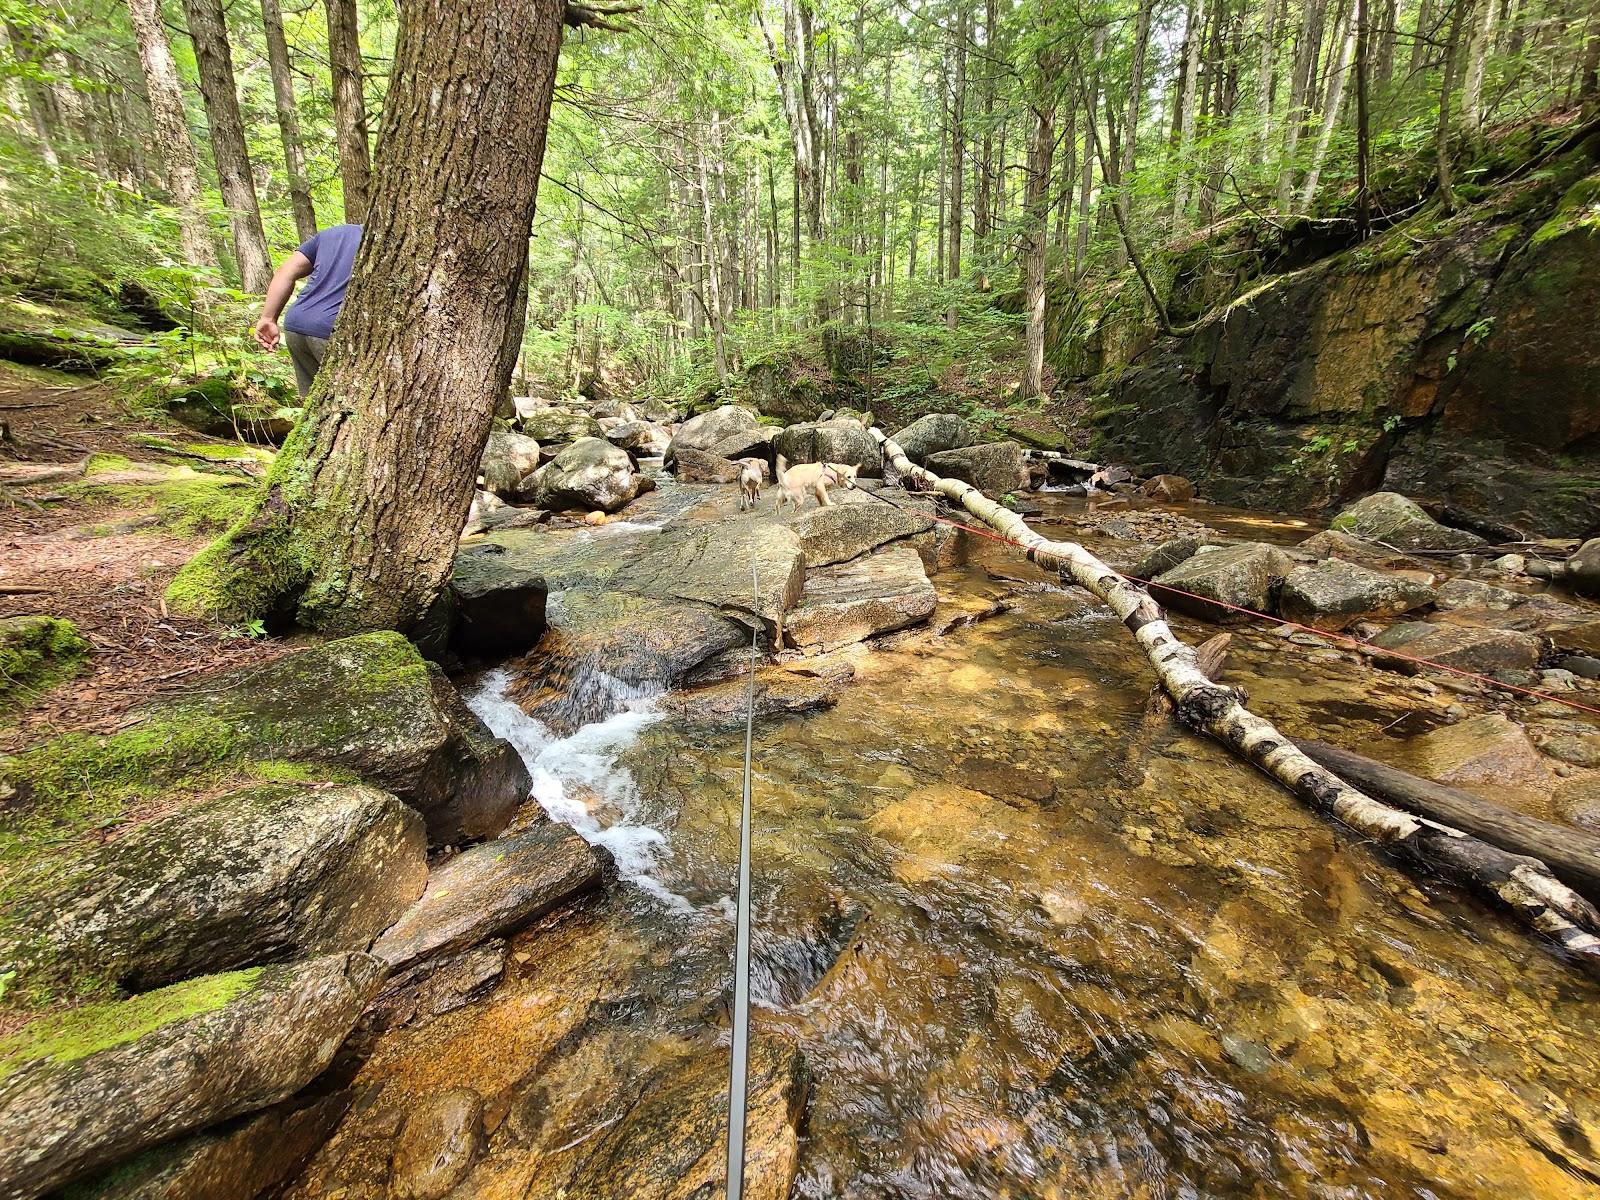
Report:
252,250,314,351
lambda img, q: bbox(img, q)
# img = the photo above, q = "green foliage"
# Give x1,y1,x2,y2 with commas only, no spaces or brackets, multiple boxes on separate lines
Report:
0,616,91,718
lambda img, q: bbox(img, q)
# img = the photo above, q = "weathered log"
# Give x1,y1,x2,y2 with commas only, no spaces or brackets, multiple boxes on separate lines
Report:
868,426,1600,976
1295,738,1600,904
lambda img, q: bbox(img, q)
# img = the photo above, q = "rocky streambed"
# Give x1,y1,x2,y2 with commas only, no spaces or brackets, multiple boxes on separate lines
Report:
3,411,1600,1198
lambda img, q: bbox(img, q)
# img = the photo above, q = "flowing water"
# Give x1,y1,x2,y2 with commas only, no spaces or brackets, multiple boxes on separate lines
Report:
293,496,1600,1200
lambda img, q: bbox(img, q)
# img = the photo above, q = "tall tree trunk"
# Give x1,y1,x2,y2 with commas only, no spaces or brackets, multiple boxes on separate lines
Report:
1256,0,1282,150
1356,0,1372,236
973,0,998,258
124,0,215,270
1436,0,1467,212
181,0,272,293
169,0,569,634
1022,57,1057,399
325,0,373,223
1171,0,1206,223
1278,0,1329,214
1409,0,1437,77
759,0,826,323
1583,8,1600,117
946,5,968,329
1460,0,1497,137
697,135,729,380
6,22,62,170
1375,0,1398,84
1299,0,1358,208
1053,100,1076,250
1076,31,1103,276
261,0,317,241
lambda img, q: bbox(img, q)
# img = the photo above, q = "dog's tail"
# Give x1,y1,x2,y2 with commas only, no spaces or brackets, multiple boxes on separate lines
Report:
775,454,788,480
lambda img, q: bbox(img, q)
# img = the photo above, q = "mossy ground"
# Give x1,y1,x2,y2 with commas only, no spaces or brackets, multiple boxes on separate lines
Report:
0,616,91,719
66,467,260,538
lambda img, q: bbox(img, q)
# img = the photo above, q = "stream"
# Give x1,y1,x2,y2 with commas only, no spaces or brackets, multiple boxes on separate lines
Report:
290,495,1600,1199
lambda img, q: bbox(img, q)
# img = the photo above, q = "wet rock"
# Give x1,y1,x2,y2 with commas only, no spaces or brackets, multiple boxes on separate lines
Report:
1278,559,1437,631
1562,655,1600,681
1493,553,1528,575
665,405,759,464
1330,492,1483,552
1131,534,1208,581
477,429,541,500
785,545,937,653
1529,538,1600,596
365,940,507,1033
0,953,383,1200
774,419,884,477
924,441,1030,496
2,782,425,994
523,437,655,514
63,1090,352,1200
888,413,978,463
391,1088,485,1200
670,446,745,483
787,489,934,567
1150,542,1296,624
1402,713,1552,791
1368,622,1545,676
604,420,670,457
372,825,604,973
452,561,549,657
461,489,506,537
1434,577,1526,611
1533,730,1600,769
1557,775,1600,831
1220,1031,1274,1074
516,409,604,445
1296,529,1432,573
663,666,840,728
1141,474,1196,503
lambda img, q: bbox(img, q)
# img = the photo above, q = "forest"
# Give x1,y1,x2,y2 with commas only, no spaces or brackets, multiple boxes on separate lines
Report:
2,0,1600,1197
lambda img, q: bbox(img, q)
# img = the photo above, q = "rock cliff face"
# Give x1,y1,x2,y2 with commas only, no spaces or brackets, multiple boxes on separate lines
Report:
1089,151,1600,537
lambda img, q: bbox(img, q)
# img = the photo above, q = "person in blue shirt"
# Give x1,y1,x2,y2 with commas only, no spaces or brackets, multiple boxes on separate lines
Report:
252,223,364,397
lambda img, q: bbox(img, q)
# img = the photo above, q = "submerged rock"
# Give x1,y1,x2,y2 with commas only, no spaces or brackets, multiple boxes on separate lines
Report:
2,782,425,993
390,1088,485,1200
785,545,937,653
774,419,883,477
1278,559,1437,631
523,437,655,514
0,953,383,1200
1368,621,1546,675
1150,543,1297,624
1330,492,1483,553
889,413,978,463
365,939,507,1034
372,824,604,973
924,441,1030,496
477,429,541,500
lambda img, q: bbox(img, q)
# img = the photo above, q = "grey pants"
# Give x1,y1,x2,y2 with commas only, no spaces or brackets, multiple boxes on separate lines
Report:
285,330,328,398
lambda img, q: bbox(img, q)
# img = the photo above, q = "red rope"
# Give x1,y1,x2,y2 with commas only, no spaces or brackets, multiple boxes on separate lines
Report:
883,491,1600,719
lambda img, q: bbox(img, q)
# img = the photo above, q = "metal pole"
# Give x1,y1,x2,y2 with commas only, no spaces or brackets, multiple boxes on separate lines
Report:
726,556,759,1200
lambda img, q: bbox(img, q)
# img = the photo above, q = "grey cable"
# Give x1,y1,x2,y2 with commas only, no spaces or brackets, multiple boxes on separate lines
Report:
726,554,758,1200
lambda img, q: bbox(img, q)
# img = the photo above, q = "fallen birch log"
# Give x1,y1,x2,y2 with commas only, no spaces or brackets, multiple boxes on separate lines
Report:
1295,739,1600,905
868,426,1600,976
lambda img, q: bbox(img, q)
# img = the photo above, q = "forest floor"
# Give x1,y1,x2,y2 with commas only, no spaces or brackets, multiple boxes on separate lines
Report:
0,363,282,752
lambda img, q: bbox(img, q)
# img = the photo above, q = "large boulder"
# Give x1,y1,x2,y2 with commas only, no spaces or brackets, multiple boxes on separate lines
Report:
478,429,542,500
1277,559,1437,631
1,782,425,994
524,437,655,514
1368,621,1546,674
888,414,978,463
786,489,935,568
1141,474,1197,503
517,409,604,445
671,446,746,484
372,824,604,973
1330,492,1483,552
665,405,759,464
784,546,937,653
707,425,777,463
1150,542,1297,624
774,419,883,477
0,953,383,1200
605,420,671,457
923,441,1030,495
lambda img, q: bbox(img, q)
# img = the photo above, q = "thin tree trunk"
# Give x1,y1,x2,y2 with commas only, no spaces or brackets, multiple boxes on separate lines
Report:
1053,98,1076,250
1075,32,1103,277
1583,9,1600,117
870,427,1600,978
1460,0,1496,137
1022,57,1057,398
973,0,998,257
1375,0,1398,84
1436,0,1466,212
261,0,317,241
169,0,570,634
1409,0,1437,77
1172,0,1207,223
1256,0,1282,149
1356,0,1372,236
1278,0,1330,214
124,0,215,269
324,0,373,223
697,135,729,380
181,0,272,293
1299,0,1358,208
759,0,826,323
6,23,61,170
946,6,968,329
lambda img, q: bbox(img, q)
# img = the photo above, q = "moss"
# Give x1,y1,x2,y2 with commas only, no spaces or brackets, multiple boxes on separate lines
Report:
0,967,261,1081
67,473,259,538
83,452,134,476
1529,174,1600,247
244,758,359,785
0,615,91,717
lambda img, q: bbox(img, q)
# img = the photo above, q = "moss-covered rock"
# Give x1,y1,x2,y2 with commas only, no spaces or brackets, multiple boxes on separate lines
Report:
0,953,383,1199
0,615,90,716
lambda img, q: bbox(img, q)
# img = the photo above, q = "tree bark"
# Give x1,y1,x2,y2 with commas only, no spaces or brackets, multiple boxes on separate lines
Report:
1299,0,1358,208
180,0,272,293
1021,53,1057,399
946,6,968,329
261,0,318,241
868,427,1600,977
1436,0,1466,212
168,0,569,634
325,0,373,223
696,133,729,380
759,0,826,322
124,0,215,270
1172,0,1207,223
1460,0,1497,137
1278,0,1329,214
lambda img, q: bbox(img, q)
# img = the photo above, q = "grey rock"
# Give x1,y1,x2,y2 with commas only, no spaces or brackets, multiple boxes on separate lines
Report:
364,940,507,1034
390,1088,485,1200
605,420,671,457
525,437,655,514
478,429,542,500
787,490,934,567
1434,577,1526,611
665,406,759,464
671,446,745,483
888,414,978,463
1368,621,1546,674
517,409,604,445
0,953,383,1200
1131,535,1208,582
1151,542,1296,624
373,824,604,972
774,419,884,477
707,426,776,462
923,441,1030,496
785,545,937,653
1278,559,1437,631
1330,492,1484,552
2,783,425,993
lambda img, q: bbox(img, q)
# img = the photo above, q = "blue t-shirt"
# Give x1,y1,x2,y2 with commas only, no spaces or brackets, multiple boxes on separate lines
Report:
283,224,363,339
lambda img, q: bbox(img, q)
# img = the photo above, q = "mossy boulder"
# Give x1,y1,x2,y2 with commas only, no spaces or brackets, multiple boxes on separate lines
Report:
0,615,90,716
0,781,426,998
0,953,382,1199
1330,491,1483,552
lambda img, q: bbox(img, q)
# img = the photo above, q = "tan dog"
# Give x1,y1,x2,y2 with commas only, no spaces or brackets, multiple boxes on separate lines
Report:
774,455,858,513
738,458,764,511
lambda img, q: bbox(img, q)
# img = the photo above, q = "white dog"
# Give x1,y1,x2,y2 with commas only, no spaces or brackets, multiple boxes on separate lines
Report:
773,455,859,512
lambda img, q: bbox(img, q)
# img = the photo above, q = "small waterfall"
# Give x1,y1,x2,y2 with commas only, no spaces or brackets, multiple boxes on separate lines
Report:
467,667,695,912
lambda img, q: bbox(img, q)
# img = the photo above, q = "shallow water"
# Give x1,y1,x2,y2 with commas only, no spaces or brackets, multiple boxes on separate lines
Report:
298,499,1600,1200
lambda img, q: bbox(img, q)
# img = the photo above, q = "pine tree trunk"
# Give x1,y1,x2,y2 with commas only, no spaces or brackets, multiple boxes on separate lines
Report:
697,135,729,379
973,0,998,257
124,0,215,270
261,0,318,241
180,0,272,293
1256,0,1282,149
1375,0,1398,84
168,0,568,634
324,0,373,223
1409,0,1437,77
1021,58,1056,398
